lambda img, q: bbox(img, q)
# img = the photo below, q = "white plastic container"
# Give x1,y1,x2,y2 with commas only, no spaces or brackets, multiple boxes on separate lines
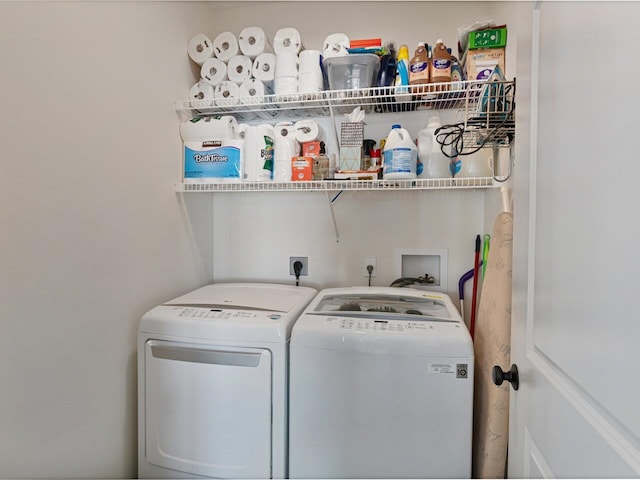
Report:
382,124,417,180
455,148,494,178
243,124,275,181
417,116,451,179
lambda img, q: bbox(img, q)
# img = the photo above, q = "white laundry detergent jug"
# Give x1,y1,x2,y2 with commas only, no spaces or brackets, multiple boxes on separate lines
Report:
417,116,451,179
455,148,494,178
383,124,417,180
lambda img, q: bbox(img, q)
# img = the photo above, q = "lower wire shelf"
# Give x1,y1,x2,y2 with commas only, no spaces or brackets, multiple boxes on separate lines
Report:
175,177,497,193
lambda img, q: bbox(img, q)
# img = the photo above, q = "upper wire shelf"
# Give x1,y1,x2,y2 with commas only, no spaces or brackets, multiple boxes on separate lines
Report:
175,79,516,129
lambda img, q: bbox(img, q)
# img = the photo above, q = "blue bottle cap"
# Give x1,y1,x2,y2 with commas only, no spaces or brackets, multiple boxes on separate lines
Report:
392,124,401,129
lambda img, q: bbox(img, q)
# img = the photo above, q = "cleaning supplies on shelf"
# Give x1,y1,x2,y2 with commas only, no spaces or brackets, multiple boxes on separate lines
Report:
409,42,430,92
395,45,410,96
382,124,417,180
418,116,451,178
430,39,452,87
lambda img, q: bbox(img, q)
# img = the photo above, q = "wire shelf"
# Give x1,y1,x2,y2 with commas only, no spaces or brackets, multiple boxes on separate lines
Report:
175,177,496,193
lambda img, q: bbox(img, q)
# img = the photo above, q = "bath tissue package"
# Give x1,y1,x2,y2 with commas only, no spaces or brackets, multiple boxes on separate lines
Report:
213,31,240,62
238,26,272,59
180,116,243,183
188,33,215,65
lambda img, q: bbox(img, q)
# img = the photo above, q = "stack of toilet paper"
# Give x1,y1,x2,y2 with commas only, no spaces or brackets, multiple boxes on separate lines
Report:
188,26,325,104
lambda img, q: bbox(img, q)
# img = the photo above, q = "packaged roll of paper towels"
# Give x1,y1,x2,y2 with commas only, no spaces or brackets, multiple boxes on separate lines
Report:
227,55,253,84
188,33,215,65
294,119,321,143
244,124,275,182
273,27,303,54
238,26,272,59
323,33,350,58
200,57,227,86
273,123,300,182
253,53,276,83
189,81,215,107
213,31,239,62
215,81,240,106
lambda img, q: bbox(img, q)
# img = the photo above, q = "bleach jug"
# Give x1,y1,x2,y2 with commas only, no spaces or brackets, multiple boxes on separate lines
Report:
417,116,451,179
383,124,417,180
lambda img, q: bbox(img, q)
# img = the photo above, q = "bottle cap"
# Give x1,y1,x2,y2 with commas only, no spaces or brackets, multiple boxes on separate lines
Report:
392,124,401,129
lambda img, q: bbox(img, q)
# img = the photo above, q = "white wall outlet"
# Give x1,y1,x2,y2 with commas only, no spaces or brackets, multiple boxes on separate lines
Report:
363,257,377,277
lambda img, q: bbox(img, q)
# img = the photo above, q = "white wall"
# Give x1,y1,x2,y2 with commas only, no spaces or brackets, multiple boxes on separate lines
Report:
0,1,505,477
0,2,215,477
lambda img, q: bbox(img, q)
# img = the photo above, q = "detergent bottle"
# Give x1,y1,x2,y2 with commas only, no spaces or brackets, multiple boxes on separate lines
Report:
430,39,452,89
418,116,451,179
395,45,410,96
409,42,430,93
383,124,417,180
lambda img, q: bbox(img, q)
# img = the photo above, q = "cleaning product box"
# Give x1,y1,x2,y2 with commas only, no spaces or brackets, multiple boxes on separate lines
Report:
180,116,242,183
466,48,506,81
468,27,507,50
291,156,313,181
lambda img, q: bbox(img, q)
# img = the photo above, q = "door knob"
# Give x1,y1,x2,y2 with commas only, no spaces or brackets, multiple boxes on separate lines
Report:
492,364,519,391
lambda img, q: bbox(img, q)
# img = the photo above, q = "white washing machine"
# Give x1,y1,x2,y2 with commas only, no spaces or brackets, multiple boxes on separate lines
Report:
138,283,317,479
289,286,474,479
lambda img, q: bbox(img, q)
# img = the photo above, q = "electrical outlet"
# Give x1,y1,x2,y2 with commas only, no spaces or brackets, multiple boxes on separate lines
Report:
289,256,308,276
363,257,377,277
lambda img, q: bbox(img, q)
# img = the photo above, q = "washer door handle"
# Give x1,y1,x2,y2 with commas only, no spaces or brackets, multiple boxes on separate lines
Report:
492,364,519,391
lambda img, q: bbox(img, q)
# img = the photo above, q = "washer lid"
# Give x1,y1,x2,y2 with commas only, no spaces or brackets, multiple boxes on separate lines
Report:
165,283,316,313
311,291,451,320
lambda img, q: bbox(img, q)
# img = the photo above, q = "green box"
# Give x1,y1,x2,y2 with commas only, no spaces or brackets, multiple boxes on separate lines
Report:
469,27,507,49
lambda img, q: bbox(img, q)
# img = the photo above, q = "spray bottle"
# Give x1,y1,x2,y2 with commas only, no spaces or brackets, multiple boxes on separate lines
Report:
395,44,410,96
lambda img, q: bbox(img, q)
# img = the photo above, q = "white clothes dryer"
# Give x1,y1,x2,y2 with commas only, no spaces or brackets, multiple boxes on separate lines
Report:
138,283,317,479
289,286,474,479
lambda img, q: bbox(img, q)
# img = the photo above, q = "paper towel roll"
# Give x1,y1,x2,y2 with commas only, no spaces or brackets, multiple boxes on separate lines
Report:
253,53,276,83
227,55,253,84
213,31,239,62
323,33,350,58
274,76,298,96
273,27,303,54
294,119,321,143
238,26,272,59
200,57,227,86
274,129,300,182
244,124,275,181
179,115,239,142
188,33,215,65
189,81,215,107
239,78,271,103
299,71,324,93
275,52,299,77
299,49,323,74
214,80,240,106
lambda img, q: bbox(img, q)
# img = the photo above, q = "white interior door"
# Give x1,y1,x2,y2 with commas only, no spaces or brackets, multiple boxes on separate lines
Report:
144,340,272,478
509,2,640,477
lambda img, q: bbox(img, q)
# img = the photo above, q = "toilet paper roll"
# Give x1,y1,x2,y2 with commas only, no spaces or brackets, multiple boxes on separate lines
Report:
237,123,250,140
188,33,215,65
239,78,272,103
275,52,299,78
179,115,239,142
227,55,253,84
299,71,324,94
200,57,227,86
238,26,272,59
294,119,321,143
274,76,298,96
188,81,215,107
323,33,350,58
213,31,240,62
253,52,276,83
214,80,240,106
243,124,275,181
273,27,303,54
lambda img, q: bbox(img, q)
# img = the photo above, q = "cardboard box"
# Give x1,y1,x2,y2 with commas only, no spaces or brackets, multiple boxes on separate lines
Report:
302,141,321,157
291,156,313,181
466,48,505,81
469,27,507,50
